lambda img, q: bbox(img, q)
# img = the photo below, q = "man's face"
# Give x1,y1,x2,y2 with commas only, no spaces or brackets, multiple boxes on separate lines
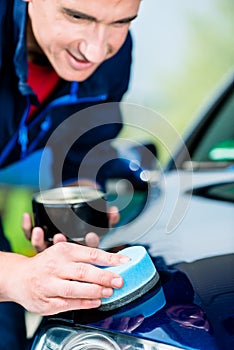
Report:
26,0,141,81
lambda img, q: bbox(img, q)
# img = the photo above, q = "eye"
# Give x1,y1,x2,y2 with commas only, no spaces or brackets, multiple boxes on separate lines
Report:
112,20,131,29
112,16,137,28
62,8,92,23
71,14,82,20
68,13,88,23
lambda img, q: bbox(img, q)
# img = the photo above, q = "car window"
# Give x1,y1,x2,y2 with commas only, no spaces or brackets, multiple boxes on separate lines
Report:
191,87,234,163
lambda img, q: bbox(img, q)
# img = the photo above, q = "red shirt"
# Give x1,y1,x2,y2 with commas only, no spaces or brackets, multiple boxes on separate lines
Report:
27,61,60,123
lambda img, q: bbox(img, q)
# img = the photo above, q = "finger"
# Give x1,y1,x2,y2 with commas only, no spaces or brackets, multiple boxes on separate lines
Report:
63,243,129,267
108,206,120,226
53,233,67,244
57,262,124,289
57,279,114,299
39,297,102,315
22,213,33,240
31,227,48,252
85,232,100,247
57,297,102,312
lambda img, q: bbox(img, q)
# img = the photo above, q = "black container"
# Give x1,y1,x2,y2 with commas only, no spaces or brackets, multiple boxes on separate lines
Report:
32,186,109,243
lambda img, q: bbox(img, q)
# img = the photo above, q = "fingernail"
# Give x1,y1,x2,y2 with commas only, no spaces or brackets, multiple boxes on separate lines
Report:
111,277,123,288
33,228,41,241
119,255,130,264
91,299,101,307
102,288,113,298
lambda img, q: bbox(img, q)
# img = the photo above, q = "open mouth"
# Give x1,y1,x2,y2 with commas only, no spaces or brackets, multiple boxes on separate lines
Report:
66,50,94,70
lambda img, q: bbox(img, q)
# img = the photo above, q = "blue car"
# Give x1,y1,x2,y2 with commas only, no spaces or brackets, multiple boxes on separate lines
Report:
31,70,234,350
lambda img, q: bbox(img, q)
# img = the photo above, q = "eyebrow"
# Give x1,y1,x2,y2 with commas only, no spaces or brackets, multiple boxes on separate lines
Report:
62,8,138,24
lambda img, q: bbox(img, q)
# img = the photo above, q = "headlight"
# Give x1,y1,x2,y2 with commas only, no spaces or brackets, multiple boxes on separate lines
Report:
32,325,185,350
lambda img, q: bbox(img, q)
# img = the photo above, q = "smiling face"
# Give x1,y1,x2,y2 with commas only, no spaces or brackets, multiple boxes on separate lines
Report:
26,0,141,81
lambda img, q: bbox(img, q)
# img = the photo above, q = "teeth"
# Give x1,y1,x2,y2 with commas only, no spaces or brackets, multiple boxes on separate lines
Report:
72,54,88,63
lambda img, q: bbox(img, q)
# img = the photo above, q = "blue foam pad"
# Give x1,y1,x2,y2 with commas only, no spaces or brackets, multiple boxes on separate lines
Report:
100,246,159,310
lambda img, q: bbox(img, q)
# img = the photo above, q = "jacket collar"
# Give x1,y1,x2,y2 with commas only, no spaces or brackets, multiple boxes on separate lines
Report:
13,0,35,97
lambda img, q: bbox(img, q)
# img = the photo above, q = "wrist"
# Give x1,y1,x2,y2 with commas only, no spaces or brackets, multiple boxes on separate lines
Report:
0,251,28,304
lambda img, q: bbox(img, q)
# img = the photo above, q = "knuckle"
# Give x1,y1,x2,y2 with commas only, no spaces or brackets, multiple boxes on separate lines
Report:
78,299,101,310
98,270,110,286
105,252,115,266
62,282,74,298
88,247,99,263
54,241,69,254
87,285,102,298
76,263,88,280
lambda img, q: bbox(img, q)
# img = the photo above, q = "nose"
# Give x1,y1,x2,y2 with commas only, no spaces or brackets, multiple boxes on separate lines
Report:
79,24,110,63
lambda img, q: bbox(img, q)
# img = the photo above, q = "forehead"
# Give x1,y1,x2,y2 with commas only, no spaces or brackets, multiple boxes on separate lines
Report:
58,0,141,20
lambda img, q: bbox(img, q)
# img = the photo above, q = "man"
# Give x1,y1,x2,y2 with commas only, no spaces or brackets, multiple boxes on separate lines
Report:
0,0,141,348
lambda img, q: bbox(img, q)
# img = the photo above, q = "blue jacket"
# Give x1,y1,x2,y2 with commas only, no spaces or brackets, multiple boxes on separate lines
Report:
0,0,132,189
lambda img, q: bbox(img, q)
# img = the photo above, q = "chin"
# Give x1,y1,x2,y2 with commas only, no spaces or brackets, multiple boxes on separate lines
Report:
57,65,98,82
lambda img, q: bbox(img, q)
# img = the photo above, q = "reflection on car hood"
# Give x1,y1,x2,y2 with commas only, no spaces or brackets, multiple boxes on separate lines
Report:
44,169,234,350
87,169,234,350
53,251,233,350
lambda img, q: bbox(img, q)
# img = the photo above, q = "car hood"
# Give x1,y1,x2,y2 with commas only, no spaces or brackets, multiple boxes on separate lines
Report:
65,253,233,350
44,169,234,350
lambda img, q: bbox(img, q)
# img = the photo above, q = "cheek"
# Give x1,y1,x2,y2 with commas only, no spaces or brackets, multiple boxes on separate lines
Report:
41,28,69,55
51,25,85,51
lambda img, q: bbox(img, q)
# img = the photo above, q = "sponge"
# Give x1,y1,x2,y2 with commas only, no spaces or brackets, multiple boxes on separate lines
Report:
99,246,159,311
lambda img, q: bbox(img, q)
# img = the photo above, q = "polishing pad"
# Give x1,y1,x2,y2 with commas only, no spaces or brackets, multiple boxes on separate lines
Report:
100,246,159,311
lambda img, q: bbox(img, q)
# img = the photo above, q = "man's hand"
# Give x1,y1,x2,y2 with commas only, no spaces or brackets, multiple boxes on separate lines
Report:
1,244,129,315
22,206,120,251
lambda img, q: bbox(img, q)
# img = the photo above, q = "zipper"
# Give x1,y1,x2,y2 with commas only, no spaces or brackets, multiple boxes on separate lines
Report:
18,125,28,159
